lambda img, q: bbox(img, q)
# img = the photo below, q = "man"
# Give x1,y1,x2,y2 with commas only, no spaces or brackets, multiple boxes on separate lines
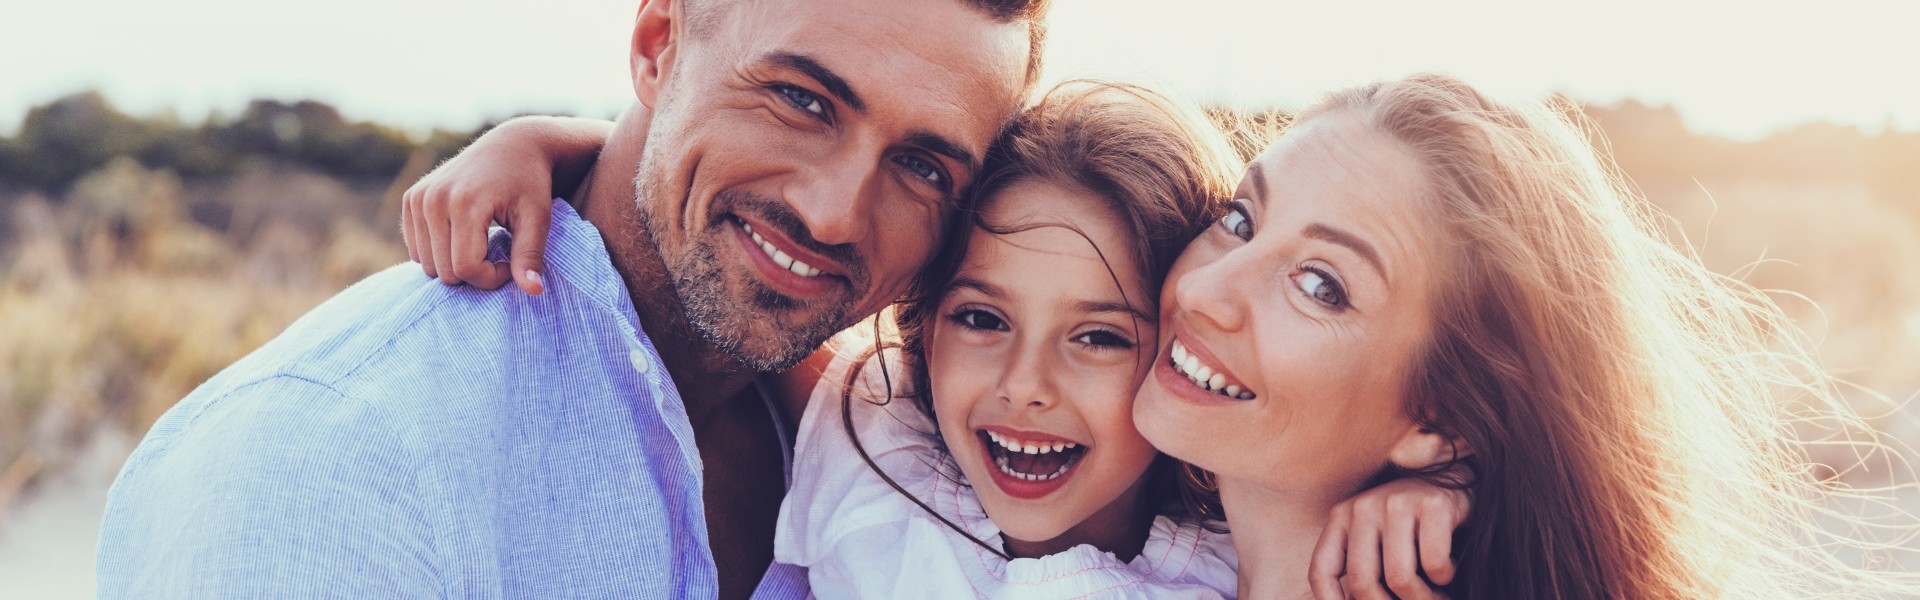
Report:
95,0,1044,597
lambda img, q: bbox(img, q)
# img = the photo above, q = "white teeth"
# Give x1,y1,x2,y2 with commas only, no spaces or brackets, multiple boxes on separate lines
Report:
1170,339,1259,400
993,451,1078,482
985,431,1080,456
741,221,824,278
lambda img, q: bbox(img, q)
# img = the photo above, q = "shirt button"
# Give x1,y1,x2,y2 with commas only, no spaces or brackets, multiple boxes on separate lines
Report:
629,347,653,375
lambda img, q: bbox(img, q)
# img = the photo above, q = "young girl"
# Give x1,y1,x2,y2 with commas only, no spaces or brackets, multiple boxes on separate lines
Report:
406,82,1465,598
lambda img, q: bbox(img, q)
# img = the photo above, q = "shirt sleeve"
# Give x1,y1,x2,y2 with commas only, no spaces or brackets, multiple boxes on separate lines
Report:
96,376,443,599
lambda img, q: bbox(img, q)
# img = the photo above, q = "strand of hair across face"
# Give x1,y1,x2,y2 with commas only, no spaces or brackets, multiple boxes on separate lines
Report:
839,315,1012,560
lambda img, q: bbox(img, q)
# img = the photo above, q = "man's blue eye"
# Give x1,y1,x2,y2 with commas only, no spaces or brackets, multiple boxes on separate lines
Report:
777,85,825,116
895,155,944,186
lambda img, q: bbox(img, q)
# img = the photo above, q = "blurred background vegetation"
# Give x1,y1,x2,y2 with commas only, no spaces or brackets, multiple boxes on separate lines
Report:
0,88,1917,581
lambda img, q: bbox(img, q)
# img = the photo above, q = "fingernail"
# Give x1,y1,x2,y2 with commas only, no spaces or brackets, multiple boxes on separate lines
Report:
527,269,545,293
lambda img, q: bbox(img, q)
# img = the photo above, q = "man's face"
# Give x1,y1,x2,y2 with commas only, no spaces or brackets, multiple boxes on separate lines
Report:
634,0,1029,371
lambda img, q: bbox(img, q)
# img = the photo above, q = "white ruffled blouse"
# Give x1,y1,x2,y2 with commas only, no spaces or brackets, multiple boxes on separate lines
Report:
773,345,1239,599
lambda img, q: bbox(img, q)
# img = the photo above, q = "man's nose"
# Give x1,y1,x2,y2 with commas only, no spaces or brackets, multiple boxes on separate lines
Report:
785,149,880,247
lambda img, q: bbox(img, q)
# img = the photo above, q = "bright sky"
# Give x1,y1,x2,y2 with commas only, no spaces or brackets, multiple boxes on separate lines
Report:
4,0,1915,140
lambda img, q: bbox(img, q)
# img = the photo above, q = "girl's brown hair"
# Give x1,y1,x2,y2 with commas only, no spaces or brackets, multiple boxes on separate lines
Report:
1305,74,1918,598
839,80,1240,558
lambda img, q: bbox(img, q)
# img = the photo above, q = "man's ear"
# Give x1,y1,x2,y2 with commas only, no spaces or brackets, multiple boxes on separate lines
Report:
630,0,681,110
1388,423,1472,471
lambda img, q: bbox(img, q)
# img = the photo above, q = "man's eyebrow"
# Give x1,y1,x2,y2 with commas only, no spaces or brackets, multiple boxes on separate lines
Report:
1302,222,1386,279
770,52,865,113
906,132,977,170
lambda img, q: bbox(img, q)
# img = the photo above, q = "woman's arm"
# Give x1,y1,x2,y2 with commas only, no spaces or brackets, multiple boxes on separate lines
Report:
402,116,613,294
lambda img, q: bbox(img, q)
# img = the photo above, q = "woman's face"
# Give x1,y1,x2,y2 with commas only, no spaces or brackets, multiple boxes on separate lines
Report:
928,180,1162,547
1132,111,1447,499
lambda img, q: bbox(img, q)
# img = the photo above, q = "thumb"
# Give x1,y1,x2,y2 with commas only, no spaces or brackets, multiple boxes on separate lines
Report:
509,202,553,295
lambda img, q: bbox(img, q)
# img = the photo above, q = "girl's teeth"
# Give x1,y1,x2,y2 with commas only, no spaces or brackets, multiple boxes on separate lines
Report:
1224,385,1242,397
1207,373,1226,391
1181,355,1201,376
1172,343,1189,364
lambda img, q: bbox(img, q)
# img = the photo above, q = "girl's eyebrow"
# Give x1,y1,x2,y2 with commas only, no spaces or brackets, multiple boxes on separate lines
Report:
948,277,1003,298
1073,299,1156,324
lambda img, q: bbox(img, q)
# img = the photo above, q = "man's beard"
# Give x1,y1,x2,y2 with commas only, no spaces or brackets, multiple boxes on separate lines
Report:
632,152,858,371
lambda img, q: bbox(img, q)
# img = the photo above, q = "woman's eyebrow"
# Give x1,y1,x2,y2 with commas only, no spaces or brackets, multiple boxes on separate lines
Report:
1302,222,1385,278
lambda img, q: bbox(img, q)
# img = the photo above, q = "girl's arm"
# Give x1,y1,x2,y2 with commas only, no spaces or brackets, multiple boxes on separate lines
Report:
402,116,613,294
1310,478,1470,600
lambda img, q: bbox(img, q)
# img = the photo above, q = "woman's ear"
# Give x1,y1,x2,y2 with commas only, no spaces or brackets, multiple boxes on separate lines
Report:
1388,424,1472,471
630,0,681,110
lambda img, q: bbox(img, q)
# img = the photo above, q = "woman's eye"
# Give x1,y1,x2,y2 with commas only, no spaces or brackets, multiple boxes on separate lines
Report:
775,85,826,117
1294,266,1348,308
894,155,945,187
1072,329,1134,349
950,308,1007,332
1219,200,1253,241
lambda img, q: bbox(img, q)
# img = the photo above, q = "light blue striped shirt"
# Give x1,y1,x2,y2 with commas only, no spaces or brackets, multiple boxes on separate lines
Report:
97,199,806,598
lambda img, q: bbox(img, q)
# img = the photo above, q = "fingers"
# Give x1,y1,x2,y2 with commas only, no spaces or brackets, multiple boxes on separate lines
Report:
1383,496,1437,600
451,203,512,290
1310,503,1353,600
424,192,459,285
1418,493,1461,586
508,201,552,295
401,188,418,265
1343,496,1391,600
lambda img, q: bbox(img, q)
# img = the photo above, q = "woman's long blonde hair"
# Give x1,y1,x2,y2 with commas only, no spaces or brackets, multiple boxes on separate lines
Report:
1303,74,1918,598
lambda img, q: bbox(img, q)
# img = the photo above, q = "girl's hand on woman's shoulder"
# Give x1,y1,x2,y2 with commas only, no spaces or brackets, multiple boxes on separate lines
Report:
402,115,612,295
1309,478,1469,600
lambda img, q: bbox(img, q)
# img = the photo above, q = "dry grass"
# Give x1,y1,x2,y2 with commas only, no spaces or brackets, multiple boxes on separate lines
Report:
0,158,404,517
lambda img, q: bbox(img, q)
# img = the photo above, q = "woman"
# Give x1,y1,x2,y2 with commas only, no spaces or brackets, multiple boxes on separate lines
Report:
1139,73,1916,598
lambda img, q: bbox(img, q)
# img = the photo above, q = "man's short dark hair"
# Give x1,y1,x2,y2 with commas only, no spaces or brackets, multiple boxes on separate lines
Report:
684,0,1051,89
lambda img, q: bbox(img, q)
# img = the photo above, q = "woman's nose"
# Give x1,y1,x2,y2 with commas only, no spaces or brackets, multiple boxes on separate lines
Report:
1171,248,1251,334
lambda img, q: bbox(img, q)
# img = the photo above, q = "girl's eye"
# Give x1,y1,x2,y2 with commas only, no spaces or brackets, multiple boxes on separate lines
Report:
949,308,1007,332
1072,329,1134,350
775,85,826,117
1219,200,1253,241
1293,265,1348,309
893,154,946,187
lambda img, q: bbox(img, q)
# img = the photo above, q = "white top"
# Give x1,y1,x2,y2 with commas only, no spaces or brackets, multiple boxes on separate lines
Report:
774,343,1239,599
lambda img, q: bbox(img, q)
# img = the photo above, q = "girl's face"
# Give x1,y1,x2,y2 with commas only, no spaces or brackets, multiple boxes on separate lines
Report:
928,180,1162,548
1133,111,1447,501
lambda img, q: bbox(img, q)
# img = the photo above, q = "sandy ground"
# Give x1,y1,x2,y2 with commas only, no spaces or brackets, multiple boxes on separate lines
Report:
0,428,130,599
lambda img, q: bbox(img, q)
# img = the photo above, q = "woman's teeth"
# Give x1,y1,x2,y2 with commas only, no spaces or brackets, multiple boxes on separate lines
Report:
740,220,825,278
1170,340,1257,400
